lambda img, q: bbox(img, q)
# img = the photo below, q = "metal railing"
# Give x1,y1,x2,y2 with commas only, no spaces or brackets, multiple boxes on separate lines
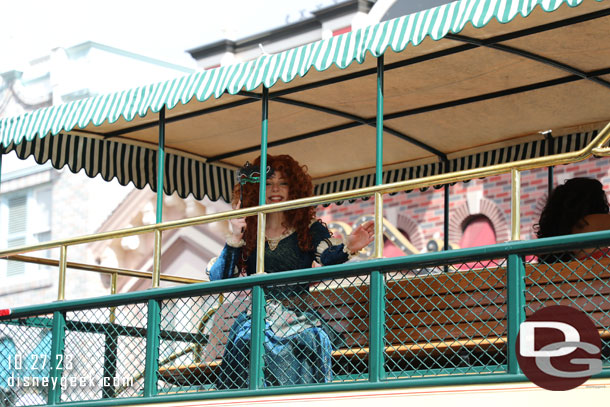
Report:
1,230,609,406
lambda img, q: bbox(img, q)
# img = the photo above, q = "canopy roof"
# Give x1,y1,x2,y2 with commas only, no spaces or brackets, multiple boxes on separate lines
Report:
1,0,609,202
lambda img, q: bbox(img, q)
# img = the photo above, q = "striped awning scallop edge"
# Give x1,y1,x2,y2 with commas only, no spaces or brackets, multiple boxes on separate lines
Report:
0,0,600,151
0,128,597,203
0,133,235,202
314,129,600,199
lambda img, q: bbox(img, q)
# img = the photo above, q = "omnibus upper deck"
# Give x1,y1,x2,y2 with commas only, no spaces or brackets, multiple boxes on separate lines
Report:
1,0,610,405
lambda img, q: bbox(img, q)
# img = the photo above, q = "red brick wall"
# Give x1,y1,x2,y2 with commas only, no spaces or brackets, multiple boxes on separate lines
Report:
317,156,610,251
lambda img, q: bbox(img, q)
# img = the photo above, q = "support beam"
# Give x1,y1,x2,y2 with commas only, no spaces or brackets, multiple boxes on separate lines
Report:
105,98,257,139
270,8,610,99
445,34,610,90
99,8,610,140
250,85,269,391
209,68,610,164
156,107,166,224
237,91,446,160
152,107,166,289
369,55,385,383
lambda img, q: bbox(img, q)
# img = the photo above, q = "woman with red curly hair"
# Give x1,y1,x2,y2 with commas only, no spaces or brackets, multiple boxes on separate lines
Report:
208,154,373,389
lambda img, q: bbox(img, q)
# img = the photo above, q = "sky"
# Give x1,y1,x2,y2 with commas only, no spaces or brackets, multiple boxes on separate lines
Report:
0,0,342,175
0,0,340,71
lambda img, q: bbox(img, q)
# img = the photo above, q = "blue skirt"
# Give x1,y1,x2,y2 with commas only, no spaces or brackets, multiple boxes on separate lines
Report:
215,300,338,389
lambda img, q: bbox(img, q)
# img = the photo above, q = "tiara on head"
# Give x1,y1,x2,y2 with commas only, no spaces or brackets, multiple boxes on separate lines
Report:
237,161,274,185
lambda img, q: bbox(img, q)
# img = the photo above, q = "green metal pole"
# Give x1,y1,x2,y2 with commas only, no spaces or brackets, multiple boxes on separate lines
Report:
152,108,166,289
369,55,385,382
507,253,525,374
444,184,449,250
48,311,66,405
443,183,450,273
156,107,166,224
143,299,161,397
375,56,384,186
258,87,269,208
250,86,269,390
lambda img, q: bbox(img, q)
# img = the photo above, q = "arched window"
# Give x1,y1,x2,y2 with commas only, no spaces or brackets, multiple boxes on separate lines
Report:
383,228,409,258
458,215,497,271
459,215,497,249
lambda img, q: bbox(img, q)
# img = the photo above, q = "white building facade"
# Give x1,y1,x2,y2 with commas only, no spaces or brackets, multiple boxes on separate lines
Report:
0,42,194,307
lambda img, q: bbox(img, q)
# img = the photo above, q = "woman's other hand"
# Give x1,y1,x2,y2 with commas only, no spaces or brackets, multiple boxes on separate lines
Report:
346,220,375,253
228,200,246,244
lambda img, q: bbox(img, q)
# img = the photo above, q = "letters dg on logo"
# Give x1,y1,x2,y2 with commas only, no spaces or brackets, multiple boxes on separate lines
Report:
516,305,602,391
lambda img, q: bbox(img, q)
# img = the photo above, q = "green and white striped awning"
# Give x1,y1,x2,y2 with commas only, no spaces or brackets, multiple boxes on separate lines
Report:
1,0,610,202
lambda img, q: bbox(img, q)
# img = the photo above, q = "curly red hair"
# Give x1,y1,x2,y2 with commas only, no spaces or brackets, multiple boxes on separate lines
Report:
236,154,316,266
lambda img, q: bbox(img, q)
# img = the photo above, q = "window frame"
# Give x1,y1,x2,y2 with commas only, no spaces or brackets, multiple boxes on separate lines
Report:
0,183,53,291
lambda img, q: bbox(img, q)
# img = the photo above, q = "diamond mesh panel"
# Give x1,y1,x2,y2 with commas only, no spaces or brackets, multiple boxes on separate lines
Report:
265,275,370,385
61,303,147,402
157,291,249,393
0,315,53,407
525,247,610,366
384,260,507,379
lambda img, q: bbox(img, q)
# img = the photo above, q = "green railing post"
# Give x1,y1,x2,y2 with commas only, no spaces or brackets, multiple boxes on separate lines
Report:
250,286,265,390
369,271,385,382
507,253,525,374
102,331,118,398
143,299,161,397
103,275,119,398
444,183,449,251
369,55,386,382
443,183,450,273
250,85,269,389
48,311,66,405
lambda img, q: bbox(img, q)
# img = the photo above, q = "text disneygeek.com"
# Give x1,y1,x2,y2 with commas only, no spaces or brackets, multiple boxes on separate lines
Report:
7,354,134,390
8,376,134,390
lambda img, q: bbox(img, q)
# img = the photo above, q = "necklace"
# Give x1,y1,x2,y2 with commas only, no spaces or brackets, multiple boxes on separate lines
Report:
266,228,295,251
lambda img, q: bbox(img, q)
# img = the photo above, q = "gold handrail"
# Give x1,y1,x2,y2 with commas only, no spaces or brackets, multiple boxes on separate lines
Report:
593,147,610,156
58,246,67,301
1,122,609,274
511,169,521,241
4,254,204,284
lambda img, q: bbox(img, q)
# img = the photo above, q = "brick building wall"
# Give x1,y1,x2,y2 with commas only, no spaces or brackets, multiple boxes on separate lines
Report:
317,156,610,252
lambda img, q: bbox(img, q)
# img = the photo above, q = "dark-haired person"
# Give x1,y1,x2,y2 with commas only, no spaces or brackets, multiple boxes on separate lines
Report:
535,177,610,261
208,154,374,389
